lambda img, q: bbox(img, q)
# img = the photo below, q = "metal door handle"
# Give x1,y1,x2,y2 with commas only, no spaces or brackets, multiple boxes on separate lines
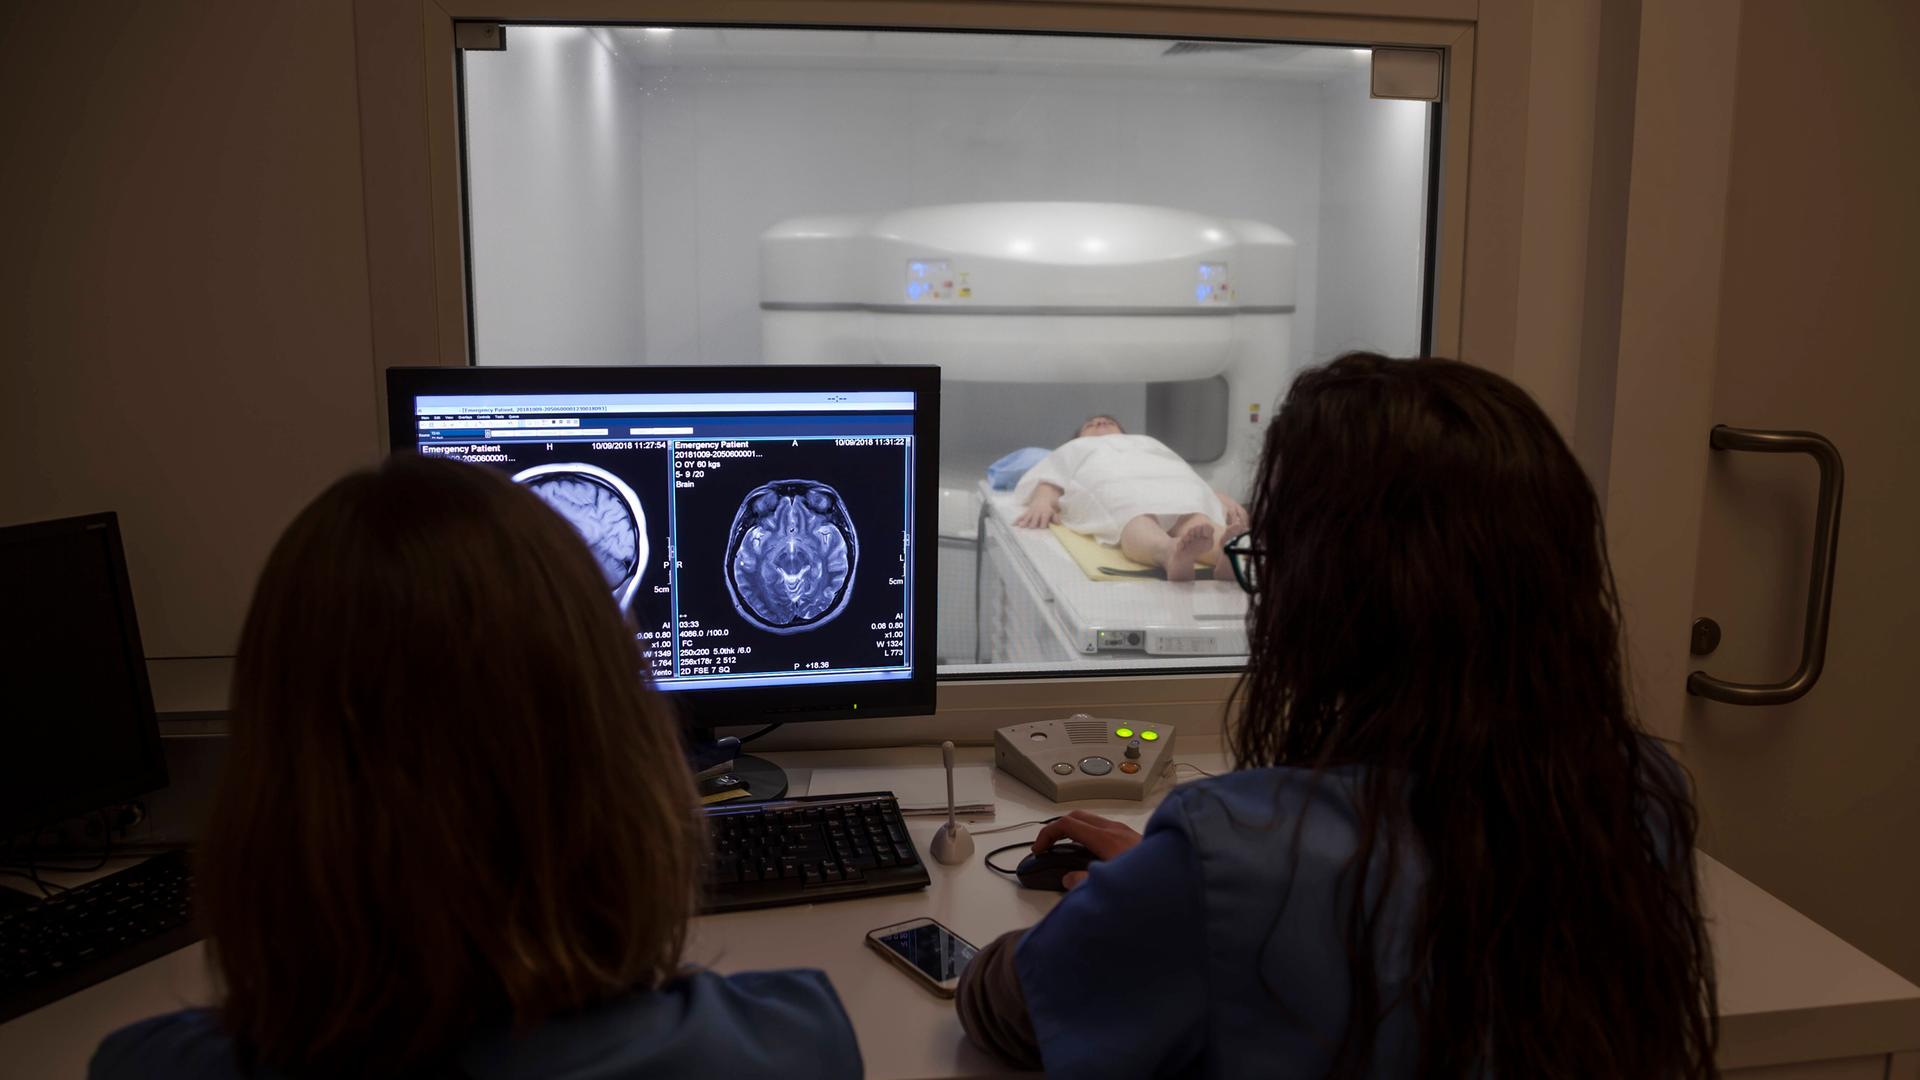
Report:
1687,425,1844,706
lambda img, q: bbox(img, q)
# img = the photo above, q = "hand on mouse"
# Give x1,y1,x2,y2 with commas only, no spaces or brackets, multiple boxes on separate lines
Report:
1034,811,1142,889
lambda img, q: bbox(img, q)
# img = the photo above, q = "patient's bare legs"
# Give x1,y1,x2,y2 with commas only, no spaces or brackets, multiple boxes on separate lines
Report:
1118,514,1223,582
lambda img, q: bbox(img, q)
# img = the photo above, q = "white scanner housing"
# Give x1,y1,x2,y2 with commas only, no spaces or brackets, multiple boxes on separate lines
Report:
760,202,1296,493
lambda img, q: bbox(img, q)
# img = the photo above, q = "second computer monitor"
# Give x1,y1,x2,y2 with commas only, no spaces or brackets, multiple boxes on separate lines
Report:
385,365,938,730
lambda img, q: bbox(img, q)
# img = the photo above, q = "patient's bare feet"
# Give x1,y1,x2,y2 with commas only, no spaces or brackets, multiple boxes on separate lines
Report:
1165,523,1214,582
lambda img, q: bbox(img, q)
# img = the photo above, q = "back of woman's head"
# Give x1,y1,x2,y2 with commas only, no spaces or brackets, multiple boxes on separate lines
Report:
202,453,700,1073
1234,353,1714,1077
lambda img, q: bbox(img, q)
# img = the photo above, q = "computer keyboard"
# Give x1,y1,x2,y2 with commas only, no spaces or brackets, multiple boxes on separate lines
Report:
0,848,200,1023
702,792,931,914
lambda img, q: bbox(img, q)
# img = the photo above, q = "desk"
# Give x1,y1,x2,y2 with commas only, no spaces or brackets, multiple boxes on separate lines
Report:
3,744,1917,1079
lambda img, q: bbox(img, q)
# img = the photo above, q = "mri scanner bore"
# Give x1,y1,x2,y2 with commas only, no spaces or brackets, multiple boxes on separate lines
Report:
726,480,858,634
513,462,650,616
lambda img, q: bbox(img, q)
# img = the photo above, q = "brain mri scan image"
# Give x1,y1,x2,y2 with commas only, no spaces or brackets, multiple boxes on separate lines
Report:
511,463,648,615
725,480,858,634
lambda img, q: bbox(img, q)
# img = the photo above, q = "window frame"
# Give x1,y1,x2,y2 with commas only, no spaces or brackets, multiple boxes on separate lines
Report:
362,0,1490,741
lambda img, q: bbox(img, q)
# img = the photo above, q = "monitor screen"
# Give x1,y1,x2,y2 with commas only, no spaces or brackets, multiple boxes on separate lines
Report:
386,366,938,725
0,513,167,834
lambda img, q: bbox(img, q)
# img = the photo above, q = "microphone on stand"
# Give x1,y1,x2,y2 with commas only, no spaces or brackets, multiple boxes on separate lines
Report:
929,740,975,865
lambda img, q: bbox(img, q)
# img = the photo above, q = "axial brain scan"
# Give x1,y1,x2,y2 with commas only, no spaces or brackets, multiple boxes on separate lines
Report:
512,464,647,611
725,480,858,634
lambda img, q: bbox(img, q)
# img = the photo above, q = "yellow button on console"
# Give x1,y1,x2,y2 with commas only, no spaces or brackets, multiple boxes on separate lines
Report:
1140,730,1159,741
1114,727,1134,739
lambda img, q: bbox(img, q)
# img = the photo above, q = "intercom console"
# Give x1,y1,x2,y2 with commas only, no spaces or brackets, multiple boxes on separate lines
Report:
994,714,1174,801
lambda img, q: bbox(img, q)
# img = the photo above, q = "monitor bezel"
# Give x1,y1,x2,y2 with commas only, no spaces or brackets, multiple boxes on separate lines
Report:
385,364,940,728
0,511,168,836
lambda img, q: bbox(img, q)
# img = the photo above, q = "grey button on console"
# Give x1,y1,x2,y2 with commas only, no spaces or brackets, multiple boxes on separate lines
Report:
1051,762,1075,775
1078,756,1114,776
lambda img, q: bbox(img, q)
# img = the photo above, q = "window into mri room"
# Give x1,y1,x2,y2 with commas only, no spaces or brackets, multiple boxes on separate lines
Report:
458,26,1437,679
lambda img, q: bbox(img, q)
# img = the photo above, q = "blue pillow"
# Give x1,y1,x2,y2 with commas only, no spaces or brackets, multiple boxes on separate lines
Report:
987,447,1052,491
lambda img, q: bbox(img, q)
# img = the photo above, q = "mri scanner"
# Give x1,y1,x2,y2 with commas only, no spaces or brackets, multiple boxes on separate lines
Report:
760,202,1297,665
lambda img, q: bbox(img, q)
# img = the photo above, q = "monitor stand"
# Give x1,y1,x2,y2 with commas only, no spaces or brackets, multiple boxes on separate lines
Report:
686,730,790,802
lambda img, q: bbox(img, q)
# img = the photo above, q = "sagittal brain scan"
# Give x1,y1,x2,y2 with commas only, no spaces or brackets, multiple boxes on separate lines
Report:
725,480,858,634
512,462,649,615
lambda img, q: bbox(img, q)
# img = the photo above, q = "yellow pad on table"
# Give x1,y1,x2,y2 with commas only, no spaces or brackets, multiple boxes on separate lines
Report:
1045,523,1209,582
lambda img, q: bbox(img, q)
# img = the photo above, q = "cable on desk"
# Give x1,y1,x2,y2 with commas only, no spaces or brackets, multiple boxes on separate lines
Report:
0,809,117,882
984,842,1040,877
13,860,66,899
0,867,65,897
1170,761,1217,778
974,817,1067,877
972,817,1061,837
736,722,784,746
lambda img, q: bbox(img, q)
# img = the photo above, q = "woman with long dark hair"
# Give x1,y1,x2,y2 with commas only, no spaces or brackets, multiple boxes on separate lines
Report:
90,455,861,1079
958,353,1716,1078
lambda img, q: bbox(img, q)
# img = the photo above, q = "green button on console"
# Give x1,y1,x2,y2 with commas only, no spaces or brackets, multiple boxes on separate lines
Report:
1114,727,1134,739
1140,730,1159,741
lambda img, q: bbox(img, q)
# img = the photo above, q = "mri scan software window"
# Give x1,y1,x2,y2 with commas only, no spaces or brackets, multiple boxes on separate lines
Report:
407,389,917,692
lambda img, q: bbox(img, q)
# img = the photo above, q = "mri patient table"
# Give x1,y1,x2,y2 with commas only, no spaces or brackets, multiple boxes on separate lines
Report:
974,483,1249,666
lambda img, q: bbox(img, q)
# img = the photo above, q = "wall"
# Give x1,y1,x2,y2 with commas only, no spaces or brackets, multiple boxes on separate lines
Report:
1310,68,1429,362
465,28,648,365
1508,0,1601,436
0,1,379,660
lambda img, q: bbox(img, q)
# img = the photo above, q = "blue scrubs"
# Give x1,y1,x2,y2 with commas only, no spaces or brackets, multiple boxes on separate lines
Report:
1013,767,1425,1079
90,968,862,1080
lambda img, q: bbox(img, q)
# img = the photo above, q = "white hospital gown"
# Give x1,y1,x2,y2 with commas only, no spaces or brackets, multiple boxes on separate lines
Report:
1012,434,1225,546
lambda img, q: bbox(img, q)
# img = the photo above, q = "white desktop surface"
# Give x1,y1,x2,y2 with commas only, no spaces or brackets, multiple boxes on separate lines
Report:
3,744,1917,1078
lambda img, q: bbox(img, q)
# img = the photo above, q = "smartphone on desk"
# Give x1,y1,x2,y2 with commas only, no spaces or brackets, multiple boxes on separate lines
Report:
866,918,978,998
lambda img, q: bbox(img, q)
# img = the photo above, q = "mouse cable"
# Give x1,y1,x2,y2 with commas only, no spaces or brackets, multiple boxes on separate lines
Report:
736,722,783,746
984,841,1037,877
972,816,1061,836
978,816,1065,877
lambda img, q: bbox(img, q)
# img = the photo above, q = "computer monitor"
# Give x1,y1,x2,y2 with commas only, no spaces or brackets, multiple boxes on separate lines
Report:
386,366,939,796
0,513,167,838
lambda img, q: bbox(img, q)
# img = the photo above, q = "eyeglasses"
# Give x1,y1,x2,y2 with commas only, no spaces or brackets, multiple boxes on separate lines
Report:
1222,533,1264,595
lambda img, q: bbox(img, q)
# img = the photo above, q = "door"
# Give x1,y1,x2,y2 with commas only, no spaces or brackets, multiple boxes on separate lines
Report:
1609,0,1920,981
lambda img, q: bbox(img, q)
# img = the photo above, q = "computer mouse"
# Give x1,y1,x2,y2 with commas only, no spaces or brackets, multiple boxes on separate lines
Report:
1015,841,1099,892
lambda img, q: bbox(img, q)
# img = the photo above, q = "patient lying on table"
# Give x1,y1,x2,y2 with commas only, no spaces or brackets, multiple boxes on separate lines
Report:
1011,415,1247,581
